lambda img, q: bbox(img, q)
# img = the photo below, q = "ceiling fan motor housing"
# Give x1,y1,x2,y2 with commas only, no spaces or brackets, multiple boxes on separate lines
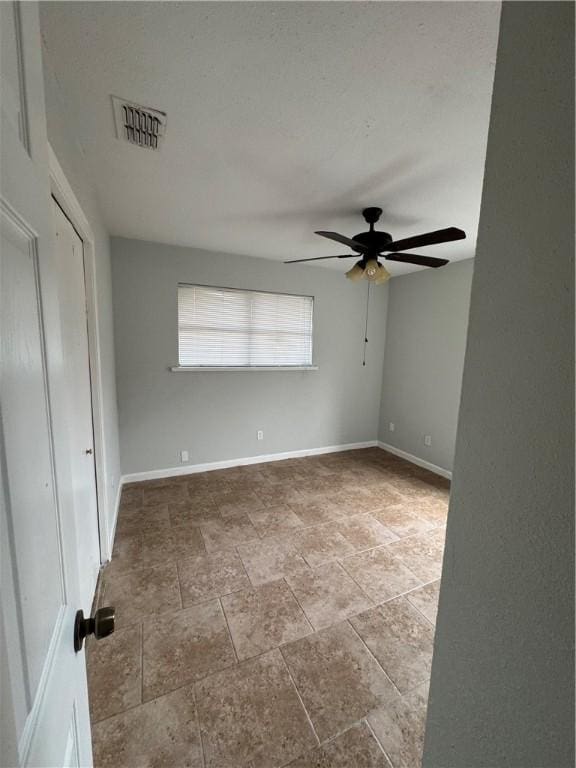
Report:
355,207,392,257
353,230,393,256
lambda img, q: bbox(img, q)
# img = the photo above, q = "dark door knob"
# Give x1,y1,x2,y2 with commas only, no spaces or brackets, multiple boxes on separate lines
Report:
74,606,115,652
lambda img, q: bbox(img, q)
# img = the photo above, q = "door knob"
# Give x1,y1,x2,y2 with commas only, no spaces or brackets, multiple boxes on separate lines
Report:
85,448,93,455
74,606,115,652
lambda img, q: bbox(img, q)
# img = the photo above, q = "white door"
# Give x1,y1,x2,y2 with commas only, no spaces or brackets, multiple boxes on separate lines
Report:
52,199,101,614
1,2,94,765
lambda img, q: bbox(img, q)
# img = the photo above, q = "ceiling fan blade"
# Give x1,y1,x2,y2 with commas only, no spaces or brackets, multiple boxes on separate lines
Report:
385,227,465,253
315,231,366,251
384,252,449,268
284,254,356,264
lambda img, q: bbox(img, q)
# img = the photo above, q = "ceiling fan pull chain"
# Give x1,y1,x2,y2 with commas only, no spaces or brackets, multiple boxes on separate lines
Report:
363,282,370,367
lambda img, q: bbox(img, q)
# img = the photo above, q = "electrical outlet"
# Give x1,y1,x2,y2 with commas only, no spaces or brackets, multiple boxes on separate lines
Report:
424,435,432,447
257,430,264,441
389,422,395,432
180,449,189,463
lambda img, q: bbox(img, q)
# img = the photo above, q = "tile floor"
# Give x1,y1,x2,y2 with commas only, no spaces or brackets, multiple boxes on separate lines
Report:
89,448,448,767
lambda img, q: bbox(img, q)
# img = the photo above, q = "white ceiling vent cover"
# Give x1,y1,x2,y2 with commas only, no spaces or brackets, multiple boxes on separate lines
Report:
111,96,167,150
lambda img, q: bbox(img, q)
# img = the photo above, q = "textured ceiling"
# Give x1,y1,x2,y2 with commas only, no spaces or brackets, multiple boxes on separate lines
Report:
40,1,500,275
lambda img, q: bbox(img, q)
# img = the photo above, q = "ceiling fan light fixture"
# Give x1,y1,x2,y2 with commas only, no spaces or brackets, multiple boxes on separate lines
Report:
345,262,365,282
374,264,391,284
364,259,380,280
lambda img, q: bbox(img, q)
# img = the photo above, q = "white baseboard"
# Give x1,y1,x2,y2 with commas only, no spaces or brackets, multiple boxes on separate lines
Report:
377,441,452,479
121,440,379,484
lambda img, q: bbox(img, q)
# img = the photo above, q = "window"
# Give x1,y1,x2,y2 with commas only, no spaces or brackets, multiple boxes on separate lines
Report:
177,284,314,368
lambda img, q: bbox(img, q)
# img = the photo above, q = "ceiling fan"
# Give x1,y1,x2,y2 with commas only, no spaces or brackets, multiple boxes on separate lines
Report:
284,207,466,284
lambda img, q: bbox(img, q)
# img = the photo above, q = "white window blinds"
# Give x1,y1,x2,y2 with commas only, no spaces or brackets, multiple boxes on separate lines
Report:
178,284,314,367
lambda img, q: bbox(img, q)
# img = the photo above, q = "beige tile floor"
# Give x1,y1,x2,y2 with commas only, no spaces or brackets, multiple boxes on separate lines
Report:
89,448,448,768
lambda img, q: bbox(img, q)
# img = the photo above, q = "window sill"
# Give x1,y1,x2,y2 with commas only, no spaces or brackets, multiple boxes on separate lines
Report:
170,365,319,372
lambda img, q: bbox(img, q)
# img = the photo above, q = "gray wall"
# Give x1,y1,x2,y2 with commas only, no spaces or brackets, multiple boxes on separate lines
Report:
42,57,122,554
111,238,388,475
424,3,574,766
378,259,474,472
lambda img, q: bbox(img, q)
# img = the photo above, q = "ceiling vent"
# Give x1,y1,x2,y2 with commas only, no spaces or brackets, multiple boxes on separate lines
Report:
111,96,167,150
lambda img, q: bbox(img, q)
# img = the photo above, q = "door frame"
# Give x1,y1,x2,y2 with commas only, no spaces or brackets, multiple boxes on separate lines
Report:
48,143,112,564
